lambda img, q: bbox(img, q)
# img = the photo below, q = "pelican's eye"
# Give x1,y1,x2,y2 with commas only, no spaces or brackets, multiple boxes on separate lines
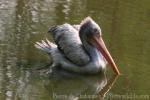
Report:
92,28,100,37
93,28,98,33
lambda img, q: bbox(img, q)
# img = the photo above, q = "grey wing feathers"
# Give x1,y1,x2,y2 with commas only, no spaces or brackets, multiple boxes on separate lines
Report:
72,25,80,31
49,23,90,66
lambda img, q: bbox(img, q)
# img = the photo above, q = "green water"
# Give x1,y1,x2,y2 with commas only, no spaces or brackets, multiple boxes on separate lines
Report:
0,0,150,100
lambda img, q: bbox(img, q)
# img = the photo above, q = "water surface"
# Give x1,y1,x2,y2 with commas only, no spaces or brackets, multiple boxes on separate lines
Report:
0,0,150,100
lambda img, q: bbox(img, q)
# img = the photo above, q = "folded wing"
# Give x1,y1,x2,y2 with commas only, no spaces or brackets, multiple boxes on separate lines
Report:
49,23,90,66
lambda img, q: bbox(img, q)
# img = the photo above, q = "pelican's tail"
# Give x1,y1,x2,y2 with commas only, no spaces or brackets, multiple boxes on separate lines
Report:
35,39,56,54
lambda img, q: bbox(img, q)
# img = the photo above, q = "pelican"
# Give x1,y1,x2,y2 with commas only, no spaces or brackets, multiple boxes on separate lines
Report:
35,17,120,75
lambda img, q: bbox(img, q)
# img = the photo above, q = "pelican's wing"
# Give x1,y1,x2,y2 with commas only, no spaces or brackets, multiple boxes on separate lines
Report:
49,23,90,66
72,24,80,31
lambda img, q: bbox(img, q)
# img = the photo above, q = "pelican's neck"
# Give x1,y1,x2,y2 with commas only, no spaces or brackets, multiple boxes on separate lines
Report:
80,36,100,61
81,37,107,69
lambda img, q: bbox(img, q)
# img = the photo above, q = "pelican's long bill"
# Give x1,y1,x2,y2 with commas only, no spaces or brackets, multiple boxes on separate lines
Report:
93,36,120,75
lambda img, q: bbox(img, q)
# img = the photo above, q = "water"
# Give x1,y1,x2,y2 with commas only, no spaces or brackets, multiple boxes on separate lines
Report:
0,0,150,100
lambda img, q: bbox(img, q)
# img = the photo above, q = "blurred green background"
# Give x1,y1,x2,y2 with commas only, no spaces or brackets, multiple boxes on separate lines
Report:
0,0,150,100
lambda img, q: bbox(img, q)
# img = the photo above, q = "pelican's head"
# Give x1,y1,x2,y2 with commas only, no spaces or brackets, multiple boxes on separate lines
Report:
79,17,101,40
79,17,120,75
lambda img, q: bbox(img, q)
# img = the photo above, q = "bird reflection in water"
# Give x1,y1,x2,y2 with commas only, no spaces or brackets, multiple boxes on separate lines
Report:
43,69,119,100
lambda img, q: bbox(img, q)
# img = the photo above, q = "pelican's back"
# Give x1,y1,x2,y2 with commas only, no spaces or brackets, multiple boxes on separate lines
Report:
49,23,90,66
